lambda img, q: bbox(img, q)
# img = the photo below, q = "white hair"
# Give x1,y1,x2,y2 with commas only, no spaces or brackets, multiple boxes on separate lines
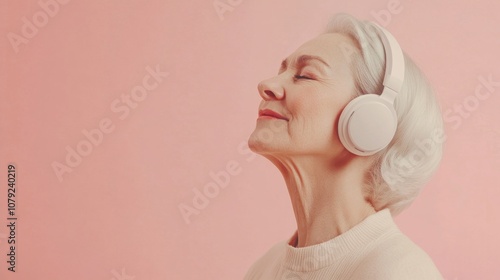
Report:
325,14,444,216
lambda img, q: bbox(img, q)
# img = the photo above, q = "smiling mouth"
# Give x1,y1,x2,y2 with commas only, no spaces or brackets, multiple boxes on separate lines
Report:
258,109,288,121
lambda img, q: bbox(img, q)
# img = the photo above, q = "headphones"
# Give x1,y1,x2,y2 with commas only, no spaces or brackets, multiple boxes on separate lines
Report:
338,23,405,156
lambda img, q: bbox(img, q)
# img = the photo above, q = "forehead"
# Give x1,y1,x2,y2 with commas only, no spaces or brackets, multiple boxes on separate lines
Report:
287,33,358,67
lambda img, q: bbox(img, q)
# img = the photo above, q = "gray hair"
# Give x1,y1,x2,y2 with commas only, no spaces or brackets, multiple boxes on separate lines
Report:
325,13,445,216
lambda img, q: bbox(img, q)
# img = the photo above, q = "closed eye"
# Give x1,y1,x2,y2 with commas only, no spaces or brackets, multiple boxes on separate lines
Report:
294,75,313,80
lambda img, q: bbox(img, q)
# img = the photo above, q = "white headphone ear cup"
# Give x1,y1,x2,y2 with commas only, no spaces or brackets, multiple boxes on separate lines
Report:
338,94,397,156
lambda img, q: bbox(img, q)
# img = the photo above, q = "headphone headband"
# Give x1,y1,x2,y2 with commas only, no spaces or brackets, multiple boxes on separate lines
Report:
371,23,405,103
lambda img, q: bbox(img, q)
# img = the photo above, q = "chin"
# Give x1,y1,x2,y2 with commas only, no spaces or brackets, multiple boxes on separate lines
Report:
247,133,267,154
248,130,281,155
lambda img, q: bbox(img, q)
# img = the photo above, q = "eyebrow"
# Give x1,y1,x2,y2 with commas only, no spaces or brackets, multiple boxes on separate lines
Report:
280,55,330,71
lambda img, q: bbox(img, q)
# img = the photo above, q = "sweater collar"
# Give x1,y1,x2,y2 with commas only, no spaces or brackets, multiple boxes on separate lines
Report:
283,208,395,272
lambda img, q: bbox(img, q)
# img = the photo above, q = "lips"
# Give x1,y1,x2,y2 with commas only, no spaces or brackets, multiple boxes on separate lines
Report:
258,109,288,120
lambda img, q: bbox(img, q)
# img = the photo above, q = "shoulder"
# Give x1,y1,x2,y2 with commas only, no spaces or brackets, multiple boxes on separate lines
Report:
350,231,444,280
243,240,287,280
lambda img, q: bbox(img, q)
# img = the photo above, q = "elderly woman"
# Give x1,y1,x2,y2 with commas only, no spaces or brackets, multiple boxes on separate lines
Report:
244,14,444,279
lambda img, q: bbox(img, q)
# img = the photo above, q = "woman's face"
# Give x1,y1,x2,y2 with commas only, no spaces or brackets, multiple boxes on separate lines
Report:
248,33,359,159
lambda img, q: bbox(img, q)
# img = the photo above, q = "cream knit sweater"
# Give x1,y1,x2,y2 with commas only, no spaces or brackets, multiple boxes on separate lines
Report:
244,209,443,280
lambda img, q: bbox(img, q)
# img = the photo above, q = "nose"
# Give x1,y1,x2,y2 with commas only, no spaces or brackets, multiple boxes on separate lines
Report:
257,77,285,100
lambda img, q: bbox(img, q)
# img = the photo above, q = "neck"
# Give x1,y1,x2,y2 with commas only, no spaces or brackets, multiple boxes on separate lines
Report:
265,152,376,248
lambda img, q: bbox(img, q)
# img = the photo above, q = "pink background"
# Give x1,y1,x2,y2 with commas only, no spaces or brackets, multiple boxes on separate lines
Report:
1,0,499,279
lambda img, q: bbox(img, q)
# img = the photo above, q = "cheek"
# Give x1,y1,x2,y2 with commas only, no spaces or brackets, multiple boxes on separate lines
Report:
288,94,341,130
